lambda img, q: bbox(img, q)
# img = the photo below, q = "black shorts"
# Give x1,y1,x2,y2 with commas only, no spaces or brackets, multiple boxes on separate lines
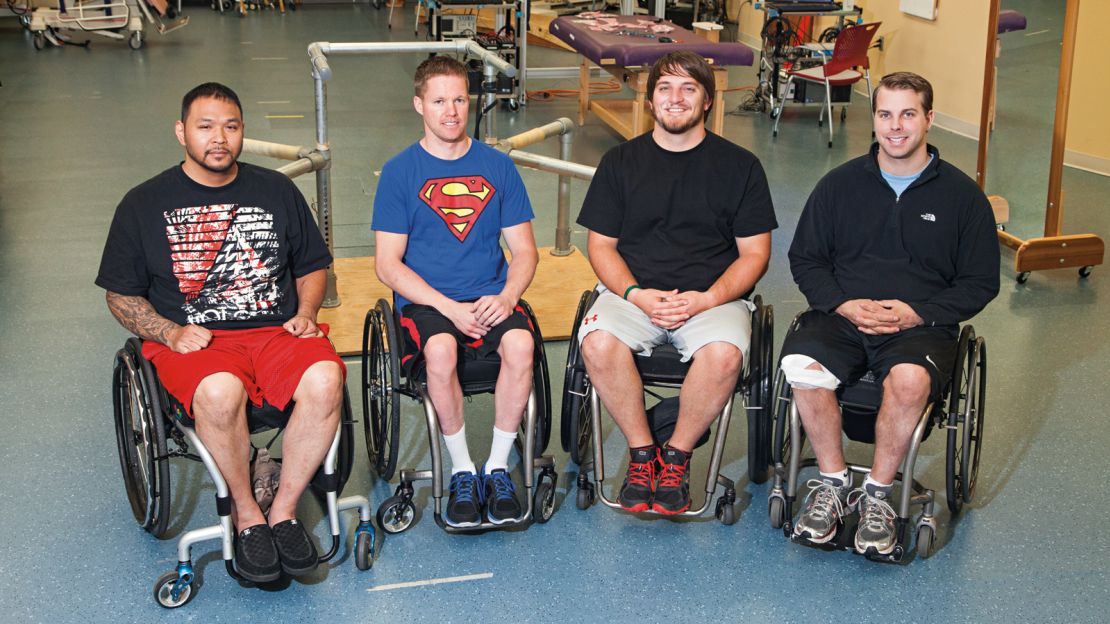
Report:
398,302,535,374
780,310,958,400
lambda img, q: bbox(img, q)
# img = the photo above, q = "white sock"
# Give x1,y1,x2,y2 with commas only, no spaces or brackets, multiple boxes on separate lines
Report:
863,474,893,493
820,468,851,488
443,426,476,475
484,426,517,474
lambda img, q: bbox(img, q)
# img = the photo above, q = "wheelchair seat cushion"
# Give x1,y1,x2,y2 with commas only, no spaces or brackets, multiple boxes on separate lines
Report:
140,326,345,419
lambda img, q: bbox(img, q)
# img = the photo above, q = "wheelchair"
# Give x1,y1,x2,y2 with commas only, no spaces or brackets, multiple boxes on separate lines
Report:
111,338,374,608
361,297,557,534
561,289,775,524
766,316,987,562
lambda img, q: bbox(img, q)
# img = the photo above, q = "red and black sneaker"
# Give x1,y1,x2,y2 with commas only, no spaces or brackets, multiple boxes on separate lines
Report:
652,447,691,515
618,446,657,512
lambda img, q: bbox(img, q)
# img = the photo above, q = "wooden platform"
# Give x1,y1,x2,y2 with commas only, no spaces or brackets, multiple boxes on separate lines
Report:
318,247,597,356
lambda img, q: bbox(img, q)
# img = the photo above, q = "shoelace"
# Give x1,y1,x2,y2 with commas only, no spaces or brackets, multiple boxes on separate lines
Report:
801,478,845,524
450,473,481,505
847,488,897,532
486,471,515,500
626,460,655,489
656,460,687,489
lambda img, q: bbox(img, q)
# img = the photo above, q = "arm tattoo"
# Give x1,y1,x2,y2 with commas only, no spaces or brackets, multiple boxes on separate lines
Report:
105,292,180,344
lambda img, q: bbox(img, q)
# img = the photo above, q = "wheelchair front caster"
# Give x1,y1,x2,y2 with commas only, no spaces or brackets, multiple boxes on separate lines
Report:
916,525,934,558
768,496,786,529
534,476,557,523
153,571,195,609
575,480,594,510
378,491,416,534
355,524,374,570
715,496,737,526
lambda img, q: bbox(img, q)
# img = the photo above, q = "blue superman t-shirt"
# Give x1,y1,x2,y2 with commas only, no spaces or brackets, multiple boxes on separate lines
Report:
372,140,534,310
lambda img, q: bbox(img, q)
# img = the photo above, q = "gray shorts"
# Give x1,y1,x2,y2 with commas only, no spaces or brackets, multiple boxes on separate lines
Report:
577,285,754,362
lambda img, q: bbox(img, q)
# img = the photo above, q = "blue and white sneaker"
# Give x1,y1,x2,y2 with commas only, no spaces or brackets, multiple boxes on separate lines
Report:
482,467,522,525
445,471,484,528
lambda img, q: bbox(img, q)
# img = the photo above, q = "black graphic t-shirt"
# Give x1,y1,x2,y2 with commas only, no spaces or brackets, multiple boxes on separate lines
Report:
96,163,332,330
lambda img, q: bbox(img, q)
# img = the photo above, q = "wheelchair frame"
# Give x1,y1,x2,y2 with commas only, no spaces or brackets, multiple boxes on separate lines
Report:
766,320,987,562
361,298,558,535
111,338,375,608
562,290,775,524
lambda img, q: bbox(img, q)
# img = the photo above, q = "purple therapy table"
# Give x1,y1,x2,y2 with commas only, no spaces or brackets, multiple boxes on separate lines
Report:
549,14,755,139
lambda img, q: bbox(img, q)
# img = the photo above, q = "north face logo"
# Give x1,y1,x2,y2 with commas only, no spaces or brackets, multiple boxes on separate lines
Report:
419,176,496,242
920,213,936,222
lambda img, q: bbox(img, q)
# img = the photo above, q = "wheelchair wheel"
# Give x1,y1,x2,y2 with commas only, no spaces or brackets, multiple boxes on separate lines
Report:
113,338,172,538
746,296,774,483
562,290,596,465
946,328,986,514
362,300,401,482
312,387,355,495
770,369,793,468
517,300,551,457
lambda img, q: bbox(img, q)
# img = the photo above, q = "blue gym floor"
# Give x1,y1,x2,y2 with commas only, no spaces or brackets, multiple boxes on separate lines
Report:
1,0,1108,621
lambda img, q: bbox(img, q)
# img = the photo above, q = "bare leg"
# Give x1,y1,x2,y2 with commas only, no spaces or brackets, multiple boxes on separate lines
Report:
792,362,846,475
268,360,344,524
581,330,651,448
870,364,930,483
423,334,464,435
669,342,742,452
192,372,260,530
493,329,533,432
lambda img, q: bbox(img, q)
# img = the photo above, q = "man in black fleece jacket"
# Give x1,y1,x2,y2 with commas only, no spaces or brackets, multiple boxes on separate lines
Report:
781,72,999,556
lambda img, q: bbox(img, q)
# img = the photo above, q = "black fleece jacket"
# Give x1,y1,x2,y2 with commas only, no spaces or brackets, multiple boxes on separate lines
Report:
788,144,1000,327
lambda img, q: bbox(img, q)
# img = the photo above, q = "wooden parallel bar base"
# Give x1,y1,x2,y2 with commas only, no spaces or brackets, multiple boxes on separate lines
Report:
317,247,598,356
577,59,727,139
997,230,1104,273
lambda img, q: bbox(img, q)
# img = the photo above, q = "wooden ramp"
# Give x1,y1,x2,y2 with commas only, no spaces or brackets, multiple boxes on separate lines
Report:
318,247,597,356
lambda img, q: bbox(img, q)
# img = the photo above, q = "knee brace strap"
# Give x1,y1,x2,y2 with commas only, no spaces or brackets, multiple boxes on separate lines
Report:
780,354,840,391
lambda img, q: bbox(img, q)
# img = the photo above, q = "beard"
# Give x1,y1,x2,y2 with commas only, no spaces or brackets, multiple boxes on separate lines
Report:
652,106,706,135
185,144,240,174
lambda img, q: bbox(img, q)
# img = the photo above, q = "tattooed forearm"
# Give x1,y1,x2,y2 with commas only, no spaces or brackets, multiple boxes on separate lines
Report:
105,291,180,344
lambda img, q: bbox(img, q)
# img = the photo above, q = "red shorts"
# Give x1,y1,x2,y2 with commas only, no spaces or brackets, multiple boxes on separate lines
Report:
142,324,346,418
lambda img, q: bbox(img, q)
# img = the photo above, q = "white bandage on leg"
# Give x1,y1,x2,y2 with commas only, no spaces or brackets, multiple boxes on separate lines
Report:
780,354,841,391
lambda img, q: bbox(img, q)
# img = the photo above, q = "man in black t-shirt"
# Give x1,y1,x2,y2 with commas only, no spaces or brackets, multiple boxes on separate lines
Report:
576,51,777,515
96,83,345,583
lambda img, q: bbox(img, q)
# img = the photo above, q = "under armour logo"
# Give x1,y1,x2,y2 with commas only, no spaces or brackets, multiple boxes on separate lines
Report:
582,314,598,326
920,213,936,222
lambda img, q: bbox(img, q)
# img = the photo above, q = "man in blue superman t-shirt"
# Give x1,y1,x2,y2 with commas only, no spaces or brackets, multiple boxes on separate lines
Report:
372,56,538,528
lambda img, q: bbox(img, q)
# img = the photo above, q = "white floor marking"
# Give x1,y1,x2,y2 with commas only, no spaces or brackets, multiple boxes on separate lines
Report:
1024,29,1049,37
251,57,288,61
258,100,291,104
366,572,494,593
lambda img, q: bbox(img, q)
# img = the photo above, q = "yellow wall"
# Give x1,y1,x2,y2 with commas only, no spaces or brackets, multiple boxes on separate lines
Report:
1065,0,1110,167
727,0,992,133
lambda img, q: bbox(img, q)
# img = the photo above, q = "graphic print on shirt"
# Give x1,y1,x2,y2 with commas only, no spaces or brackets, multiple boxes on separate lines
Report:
164,203,282,324
418,175,496,242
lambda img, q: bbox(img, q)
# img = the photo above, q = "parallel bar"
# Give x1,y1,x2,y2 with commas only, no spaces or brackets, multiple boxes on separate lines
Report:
243,137,310,161
1044,0,1080,238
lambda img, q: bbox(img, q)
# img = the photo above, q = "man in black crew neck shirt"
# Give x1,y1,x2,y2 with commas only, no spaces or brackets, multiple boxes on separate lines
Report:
96,83,344,582
576,51,777,515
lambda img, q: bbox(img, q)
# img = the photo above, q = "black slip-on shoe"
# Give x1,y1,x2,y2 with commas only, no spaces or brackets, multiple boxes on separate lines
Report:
271,518,319,576
234,523,282,583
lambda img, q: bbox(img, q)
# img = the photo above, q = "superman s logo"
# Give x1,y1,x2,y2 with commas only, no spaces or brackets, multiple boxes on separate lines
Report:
419,175,496,242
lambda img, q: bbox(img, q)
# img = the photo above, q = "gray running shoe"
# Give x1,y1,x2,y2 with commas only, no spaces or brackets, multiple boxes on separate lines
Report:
793,477,849,544
848,483,897,555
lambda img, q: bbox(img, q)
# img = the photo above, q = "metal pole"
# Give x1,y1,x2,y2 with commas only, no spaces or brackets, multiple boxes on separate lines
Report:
483,61,498,144
312,72,339,308
553,130,574,256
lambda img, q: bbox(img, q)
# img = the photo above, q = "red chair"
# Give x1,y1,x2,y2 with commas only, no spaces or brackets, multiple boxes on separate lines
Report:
772,22,881,148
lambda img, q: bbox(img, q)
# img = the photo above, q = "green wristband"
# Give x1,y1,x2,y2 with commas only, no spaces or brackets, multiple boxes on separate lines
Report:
623,284,641,300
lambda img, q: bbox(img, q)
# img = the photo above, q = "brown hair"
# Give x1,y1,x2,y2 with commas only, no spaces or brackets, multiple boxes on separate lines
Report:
414,56,469,97
647,51,715,121
872,71,933,113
